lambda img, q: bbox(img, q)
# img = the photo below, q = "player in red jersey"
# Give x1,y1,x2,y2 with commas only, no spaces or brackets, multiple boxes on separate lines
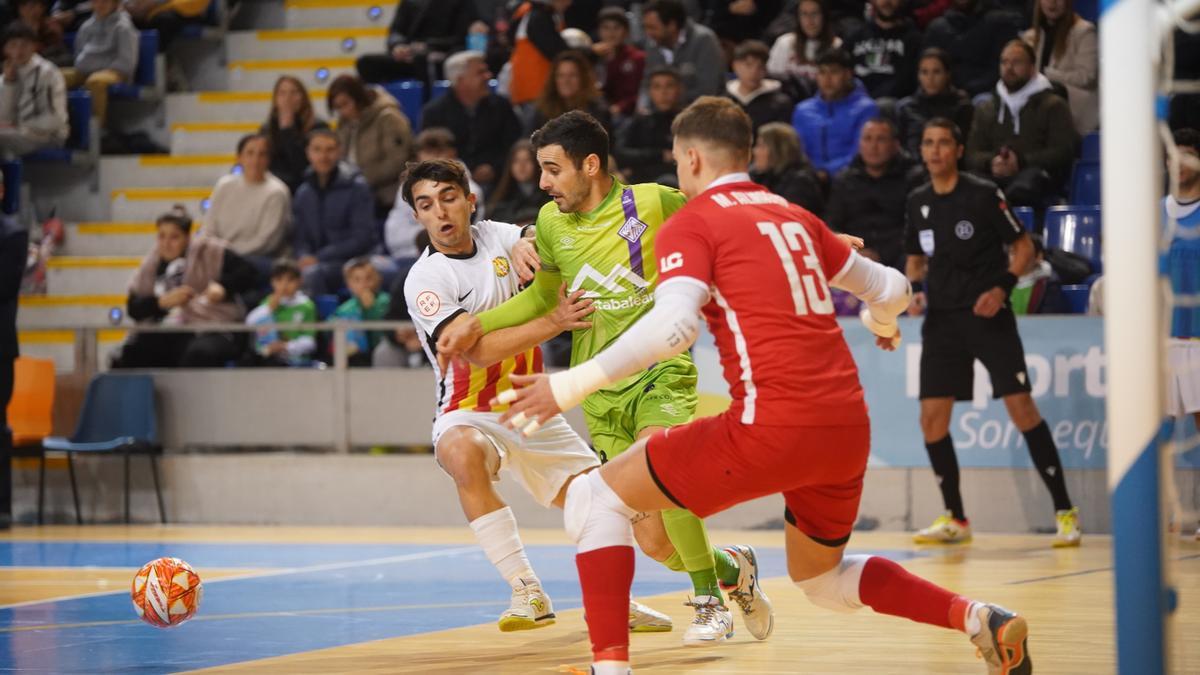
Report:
492,98,1032,675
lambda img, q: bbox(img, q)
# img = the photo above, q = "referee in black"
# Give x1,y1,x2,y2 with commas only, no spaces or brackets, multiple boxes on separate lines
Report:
903,118,1078,547
0,175,27,531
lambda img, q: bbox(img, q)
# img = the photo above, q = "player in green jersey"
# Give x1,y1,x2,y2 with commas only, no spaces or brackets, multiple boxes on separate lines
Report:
438,112,775,646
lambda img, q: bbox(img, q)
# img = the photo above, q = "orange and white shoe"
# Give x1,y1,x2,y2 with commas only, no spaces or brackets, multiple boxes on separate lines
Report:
969,604,1032,675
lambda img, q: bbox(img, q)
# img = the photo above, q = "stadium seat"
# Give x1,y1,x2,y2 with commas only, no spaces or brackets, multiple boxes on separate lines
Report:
431,79,451,102
1045,205,1102,273
109,31,165,100
1013,205,1035,232
1075,0,1098,23
24,91,99,165
1069,159,1101,205
1081,132,1100,162
6,357,56,524
1061,285,1091,314
382,80,425,131
42,374,166,524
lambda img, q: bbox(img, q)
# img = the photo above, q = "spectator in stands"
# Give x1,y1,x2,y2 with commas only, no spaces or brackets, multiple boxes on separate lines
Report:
420,50,521,187
843,0,921,102
262,76,329,194
614,65,681,185
327,74,412,216
528,50,610,134
966,39,1078,206
0,21,67,156
202,134,291,276
293,129,379,296
1009,233,1065,314
825,117,916,268
791,47,878,179
724,39,794,134
487,139,547,225
750,121,823,213
710,0,784,59
124,0,204,53
61,0,135,128
332,256,391,367
767,0,840,100
895,48,974,157
355,0,476,85
383,127,485,260
48,0,89,32
594,7,643,119
924,0,1023,97
16,0,69,66
641,0,725,105
1021,0,1097,134
507,0,569,106
113,207,258,368
244,259,317,367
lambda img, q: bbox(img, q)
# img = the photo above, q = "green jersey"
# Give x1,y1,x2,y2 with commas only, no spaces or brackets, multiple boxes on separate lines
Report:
479,179,690,389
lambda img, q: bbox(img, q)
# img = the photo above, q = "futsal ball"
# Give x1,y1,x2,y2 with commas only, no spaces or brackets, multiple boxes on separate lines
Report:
131,557,203,628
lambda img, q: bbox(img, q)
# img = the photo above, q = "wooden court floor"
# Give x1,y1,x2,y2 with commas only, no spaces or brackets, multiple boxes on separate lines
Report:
1,526,1197,673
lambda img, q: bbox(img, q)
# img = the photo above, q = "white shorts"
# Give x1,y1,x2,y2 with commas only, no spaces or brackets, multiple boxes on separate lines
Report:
1168,339,1200,417
432,410,600,507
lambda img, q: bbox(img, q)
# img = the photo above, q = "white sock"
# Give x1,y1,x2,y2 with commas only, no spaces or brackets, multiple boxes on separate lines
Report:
469,506,538,590
964,601,983,636
591,660,631,675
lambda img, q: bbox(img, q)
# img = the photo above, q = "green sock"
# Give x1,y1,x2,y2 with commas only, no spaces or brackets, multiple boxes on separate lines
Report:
713,547,740,587
662,550,686,572
661,508,724,602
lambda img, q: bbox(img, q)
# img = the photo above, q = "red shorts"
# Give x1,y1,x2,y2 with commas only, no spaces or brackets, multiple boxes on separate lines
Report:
646,411,870,546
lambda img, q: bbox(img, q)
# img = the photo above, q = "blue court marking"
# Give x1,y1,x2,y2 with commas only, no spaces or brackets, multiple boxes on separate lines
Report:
0,541,439,568
0,542,921,673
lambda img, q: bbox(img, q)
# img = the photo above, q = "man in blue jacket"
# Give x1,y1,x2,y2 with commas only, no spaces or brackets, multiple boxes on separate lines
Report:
294,129,379,296
791,48,879,180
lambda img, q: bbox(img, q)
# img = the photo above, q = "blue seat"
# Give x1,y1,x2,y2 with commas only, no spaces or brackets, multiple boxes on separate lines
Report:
430,79,451,102
43,374,166,524
382,79,425,130
1045,205,1102,273
1075,0,1098,23
1061,284,1091,314
316,294,341,320
1012,206,1035,232
1070,159,1101,205
1080,132,1100,162
109,31,163,100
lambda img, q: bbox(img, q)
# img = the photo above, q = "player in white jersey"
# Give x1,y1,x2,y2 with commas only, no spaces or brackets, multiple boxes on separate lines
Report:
401,159,673,632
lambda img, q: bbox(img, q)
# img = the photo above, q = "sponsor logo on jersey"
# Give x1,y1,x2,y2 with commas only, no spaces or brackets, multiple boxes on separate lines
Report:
618,216,648,243
416,290,440,316
955,220,975,240
569,263,650,305
660,251,684,273
493,256,510,278
560,235,576,249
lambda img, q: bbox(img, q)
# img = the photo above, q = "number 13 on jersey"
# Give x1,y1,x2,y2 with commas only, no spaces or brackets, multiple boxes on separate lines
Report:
757,221,834,316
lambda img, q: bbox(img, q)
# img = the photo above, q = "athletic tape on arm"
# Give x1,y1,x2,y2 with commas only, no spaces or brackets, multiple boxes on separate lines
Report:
829,252,912,337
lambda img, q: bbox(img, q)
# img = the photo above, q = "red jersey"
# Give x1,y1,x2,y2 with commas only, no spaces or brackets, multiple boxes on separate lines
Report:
656,180,866,426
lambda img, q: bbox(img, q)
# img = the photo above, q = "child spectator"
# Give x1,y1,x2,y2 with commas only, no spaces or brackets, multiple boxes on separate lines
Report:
61,0,137,127
261,75,330,194
1010,233,1066,314
245,259,317,366
725,40,794,134
614,66,681,185
332,256,391,367
593,7,643,120
790,47,878,179
0,21,67,156
16,0,70,66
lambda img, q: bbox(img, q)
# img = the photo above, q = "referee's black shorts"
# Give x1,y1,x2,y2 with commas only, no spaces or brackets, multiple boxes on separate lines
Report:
919,307,1033,401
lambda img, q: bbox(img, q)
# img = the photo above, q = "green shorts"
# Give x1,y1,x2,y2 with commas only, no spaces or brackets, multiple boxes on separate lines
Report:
582,356,698,462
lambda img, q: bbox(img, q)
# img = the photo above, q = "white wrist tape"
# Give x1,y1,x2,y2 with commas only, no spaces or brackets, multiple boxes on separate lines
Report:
549,360,610,412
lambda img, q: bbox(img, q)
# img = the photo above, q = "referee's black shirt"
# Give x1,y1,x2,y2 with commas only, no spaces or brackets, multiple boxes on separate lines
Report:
904,173,1025,311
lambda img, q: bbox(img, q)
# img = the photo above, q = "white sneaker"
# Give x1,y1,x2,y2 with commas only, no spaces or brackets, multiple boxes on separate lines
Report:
913,513,973,544
629,600,672,633
1053,508,1082,548
681,595,733,646
724,545,774,641
498,581,555,632
968,603,1032,675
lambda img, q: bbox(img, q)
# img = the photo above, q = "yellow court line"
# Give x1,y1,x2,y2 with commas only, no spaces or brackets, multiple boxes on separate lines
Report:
112,187,211,201
195,90,326,104
18,294,125,306
256,27,386,40
75,222,156,235
138,154,235,167
284,0,386,8
228,57,356,71
171,122,260,133
46,256,141,268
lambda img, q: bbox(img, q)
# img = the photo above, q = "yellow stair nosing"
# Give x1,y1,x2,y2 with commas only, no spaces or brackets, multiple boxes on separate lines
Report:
18,329,127,344
284,0,387,9
228,57,357,71
19,294,126,307
138,154,236,167
46,256,142,269
255,27,387,40
74,222,157,235
170,122,261,133
195,90,326,104
111,187,212,201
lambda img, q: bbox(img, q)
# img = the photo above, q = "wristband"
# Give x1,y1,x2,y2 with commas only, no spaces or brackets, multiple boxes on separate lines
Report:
995,272,1018,294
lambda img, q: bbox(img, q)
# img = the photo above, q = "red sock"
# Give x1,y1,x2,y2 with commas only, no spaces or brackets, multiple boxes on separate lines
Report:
577,546,635,662
857,556,963,630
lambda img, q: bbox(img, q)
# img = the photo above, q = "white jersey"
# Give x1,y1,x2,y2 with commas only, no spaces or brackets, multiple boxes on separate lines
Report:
404,220,543,416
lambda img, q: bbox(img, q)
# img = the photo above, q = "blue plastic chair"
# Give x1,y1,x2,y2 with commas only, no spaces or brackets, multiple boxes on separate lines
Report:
42,374,165,524
1080,132,1100,162
109,31,161,99
1045,205,1102,273
1069,160,1101,205
1061,284,1091,314
1012,206,1035,232
382,79,425,130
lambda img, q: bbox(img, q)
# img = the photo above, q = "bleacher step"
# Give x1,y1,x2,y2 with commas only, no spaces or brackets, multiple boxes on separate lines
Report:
225,27,386,62
284,0,394,29
46,257,142,296
111,187,212,222
63,222,157,256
